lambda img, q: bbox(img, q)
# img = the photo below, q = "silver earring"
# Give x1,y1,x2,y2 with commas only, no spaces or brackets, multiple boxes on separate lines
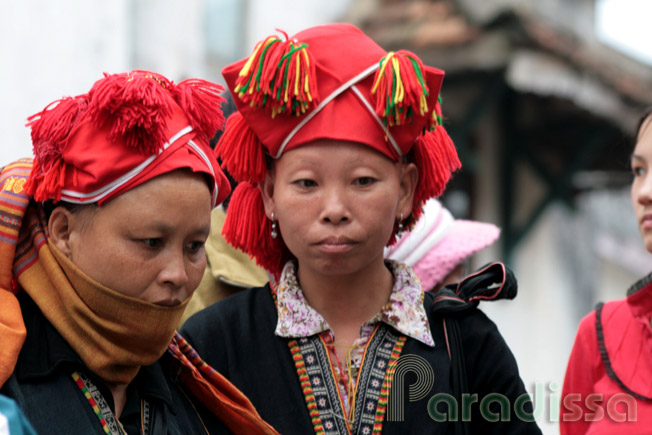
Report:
397,213,404,232
271,212,278,239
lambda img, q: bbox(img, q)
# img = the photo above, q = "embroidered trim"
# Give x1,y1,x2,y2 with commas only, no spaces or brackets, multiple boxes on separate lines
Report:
72,371,150,434
72,371,126,435
372,335,406,434
289,326,407,435
289,339,327,435
141,400,150,434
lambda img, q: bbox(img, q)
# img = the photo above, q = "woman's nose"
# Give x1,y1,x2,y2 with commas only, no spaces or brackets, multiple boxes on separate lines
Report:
319,188,351,224
159,250,189,288
636,175,652,205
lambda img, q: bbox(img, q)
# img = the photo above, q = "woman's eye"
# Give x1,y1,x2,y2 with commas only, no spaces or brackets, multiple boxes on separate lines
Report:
354,176,376,186
143,238,162,248
632,166,646,177
187,241,205,253
294,179,317,188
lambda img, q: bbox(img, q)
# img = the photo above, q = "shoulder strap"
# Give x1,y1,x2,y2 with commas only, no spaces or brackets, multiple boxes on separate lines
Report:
595,302,652,401
428,262,518,435
442,316,470,435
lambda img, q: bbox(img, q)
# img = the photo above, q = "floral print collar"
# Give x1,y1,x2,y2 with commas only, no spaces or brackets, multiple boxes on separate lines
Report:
274,260,435,347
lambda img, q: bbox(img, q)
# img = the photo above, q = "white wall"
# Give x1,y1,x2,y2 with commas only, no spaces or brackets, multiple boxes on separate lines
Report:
0,1,130,163
245,0,351,50
0,0,214,165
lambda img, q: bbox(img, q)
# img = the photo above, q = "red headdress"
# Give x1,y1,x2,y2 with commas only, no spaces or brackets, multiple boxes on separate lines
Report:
25,70,231,207
216,23,460,278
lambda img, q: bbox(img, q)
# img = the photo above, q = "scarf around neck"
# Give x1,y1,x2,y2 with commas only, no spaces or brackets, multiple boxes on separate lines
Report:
22,240,188,384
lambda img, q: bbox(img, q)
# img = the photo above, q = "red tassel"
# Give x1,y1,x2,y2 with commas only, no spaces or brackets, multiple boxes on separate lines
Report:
410,126,461,223
235,31,318,117
87,71,175,155
24,97,88,201
221,183,291,279
214,112,267,184
171,79,226,145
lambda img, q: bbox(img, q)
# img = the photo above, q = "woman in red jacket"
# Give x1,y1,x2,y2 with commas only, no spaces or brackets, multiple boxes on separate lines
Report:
560,108,652,434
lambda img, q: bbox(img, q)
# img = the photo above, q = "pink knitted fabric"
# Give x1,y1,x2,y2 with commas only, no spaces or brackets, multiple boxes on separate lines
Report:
385,199,500,291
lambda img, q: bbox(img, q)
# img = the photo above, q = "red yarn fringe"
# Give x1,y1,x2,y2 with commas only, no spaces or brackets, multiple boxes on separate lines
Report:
171,79,225,145
25,97,88,201
411,126,461,223
87,71,175,155
221,183,290,279
214,112,267,184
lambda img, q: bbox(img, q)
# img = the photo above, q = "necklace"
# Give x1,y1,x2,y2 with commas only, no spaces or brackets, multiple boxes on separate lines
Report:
72,371,150,434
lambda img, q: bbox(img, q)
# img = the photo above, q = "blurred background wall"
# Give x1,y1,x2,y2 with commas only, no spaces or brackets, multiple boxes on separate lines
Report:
2,1,652,433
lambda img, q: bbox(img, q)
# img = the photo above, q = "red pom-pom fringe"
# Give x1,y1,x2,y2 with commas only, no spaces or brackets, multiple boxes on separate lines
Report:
221,183,291,279
371,50,430,127
171,79,225,146
411,126,461,223
214,112,267,184
235,30,319,117
25,97,89,201
87,71,175,155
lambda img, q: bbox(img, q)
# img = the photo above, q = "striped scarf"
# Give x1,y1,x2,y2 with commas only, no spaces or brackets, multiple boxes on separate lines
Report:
0,159,278,435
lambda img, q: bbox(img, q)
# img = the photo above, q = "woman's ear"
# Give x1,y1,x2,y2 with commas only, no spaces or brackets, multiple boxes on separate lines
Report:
397,162,418,219
48,207,74,257
259,168,276,219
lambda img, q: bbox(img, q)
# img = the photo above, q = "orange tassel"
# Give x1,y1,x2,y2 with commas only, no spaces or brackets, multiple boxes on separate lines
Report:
235,31,318,117
214,112,267,184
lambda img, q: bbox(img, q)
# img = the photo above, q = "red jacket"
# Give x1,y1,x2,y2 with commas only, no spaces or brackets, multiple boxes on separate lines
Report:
561,276,652,434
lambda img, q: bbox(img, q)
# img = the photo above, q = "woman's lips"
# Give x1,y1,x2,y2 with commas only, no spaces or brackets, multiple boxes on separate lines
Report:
152,298,183,307
642,213,652,230
315,236,357,253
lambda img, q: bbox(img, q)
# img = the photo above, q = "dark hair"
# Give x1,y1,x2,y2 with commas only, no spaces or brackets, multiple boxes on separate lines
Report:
636,106,652,138
43,201,98,223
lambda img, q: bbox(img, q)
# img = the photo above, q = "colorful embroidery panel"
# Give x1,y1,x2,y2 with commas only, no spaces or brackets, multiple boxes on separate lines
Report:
289,325,406,435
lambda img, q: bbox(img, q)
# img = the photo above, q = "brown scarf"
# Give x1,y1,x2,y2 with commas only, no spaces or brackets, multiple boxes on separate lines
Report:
20,240,188,384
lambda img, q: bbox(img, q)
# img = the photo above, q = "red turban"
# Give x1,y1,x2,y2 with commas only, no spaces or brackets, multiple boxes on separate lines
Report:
25,70,231,207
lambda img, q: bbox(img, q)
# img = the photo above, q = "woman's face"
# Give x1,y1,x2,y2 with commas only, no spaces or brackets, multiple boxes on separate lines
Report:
49,170,212,305
261,140,417,278
631,114,652,253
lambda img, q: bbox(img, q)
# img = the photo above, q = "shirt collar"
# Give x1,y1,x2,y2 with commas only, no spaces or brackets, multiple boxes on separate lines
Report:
626,272,652,322
274,260,434,347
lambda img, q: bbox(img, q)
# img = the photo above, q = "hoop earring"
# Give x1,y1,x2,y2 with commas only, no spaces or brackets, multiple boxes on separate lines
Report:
271,212,278,239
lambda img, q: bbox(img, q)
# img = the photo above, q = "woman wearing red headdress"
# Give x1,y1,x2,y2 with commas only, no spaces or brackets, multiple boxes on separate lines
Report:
0,70,277,434
182,23,541,434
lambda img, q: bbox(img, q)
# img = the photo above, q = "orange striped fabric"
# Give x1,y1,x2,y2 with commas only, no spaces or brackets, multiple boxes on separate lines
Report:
0,159,33,387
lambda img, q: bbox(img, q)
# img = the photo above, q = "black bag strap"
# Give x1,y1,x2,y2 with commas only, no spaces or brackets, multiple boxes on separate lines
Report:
443,316,470,435
429,262,517,435
595,302,652,401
